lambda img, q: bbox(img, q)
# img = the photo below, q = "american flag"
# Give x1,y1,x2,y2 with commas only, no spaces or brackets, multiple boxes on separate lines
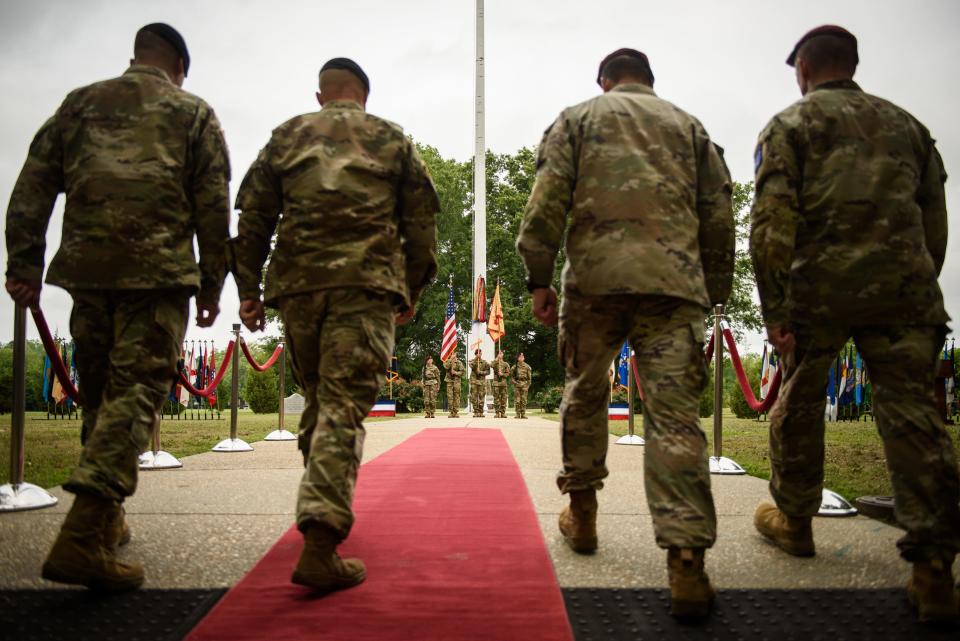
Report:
441,282,457,362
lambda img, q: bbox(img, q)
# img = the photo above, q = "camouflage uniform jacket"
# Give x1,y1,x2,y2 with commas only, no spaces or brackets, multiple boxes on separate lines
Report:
423,363,440,388
511,361,532,386
443,357,465,381
516,83,734,306
470,357,490,381
492,360,511,385
232,101,439,309
751,79,948,327
5,65,230,303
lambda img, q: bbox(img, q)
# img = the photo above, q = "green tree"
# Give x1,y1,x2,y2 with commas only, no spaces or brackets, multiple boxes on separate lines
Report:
723,182,763,339
243,367,279,413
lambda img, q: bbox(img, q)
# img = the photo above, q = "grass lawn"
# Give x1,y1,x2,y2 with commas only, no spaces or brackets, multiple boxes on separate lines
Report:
0,411,402,491
538,409,960,503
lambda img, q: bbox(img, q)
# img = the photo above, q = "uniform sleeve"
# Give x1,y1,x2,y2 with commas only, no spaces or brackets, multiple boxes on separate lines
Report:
749,118,801,327
231,140,283,301
397,141,439,308
696,133,735,306
917,140,948,274
5,114,64,282
190,106,231,306
516,112,577,289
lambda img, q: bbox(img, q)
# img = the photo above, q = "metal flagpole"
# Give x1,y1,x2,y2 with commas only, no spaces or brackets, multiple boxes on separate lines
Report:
1,305,58,511
213,324,253,452
709,304,744,474
265,341,295,440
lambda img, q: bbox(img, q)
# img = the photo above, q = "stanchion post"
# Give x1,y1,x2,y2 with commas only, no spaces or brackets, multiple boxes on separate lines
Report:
1,305,58,511
265,340,295,441
709,304,744,474
212,324,253,452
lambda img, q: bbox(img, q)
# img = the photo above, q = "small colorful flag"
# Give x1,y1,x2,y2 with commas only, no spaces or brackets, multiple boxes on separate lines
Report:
487,281,505,342
473,275,487,322
617,342,630,386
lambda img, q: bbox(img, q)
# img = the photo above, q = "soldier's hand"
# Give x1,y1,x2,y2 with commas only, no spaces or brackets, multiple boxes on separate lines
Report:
239,299,265,332
5,278,41,309
531,286,559,327
767,325,796,355
395,306,416,326
196,301,220,328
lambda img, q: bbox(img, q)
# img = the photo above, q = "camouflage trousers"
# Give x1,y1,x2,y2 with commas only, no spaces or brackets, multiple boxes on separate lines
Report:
446,380,461,416
493,383,508,416
64,288,189,501
423,383,439,417
279,288,394,541
514,384,529,418
769,321,960,561
471,380,486,416
558,291,715,549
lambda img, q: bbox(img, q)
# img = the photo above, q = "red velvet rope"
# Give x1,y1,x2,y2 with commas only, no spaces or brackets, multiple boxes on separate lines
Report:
30,308,80,404
178,340,236,397
722,327,782,413
239,340,282,372
704,331,715,363
629,356,646,402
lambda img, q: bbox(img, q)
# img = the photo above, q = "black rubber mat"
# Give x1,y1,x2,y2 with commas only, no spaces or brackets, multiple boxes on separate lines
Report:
562,587,960,640
0,588,225,641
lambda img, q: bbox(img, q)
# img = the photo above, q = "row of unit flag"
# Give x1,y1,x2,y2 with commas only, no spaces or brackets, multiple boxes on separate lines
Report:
174,343,218,407
40,339,78,406
440,276,507,362
825,344,870,421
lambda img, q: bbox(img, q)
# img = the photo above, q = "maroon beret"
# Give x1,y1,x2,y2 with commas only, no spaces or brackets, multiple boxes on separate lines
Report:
786,25,858,66
597,48,654,85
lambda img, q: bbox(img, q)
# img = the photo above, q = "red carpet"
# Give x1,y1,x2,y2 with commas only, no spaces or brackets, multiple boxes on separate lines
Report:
185,428,574,641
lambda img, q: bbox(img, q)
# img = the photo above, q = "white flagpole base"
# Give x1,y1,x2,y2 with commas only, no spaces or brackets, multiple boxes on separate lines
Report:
0,482,58,512
818,488,858,517
139,450,183,469
264,429,297,441
212,438,254,452
615,434,645,446
709,456,746,475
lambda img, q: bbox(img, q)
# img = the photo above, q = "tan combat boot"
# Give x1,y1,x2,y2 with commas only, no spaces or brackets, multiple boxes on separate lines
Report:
667,548,714,619
754,502,815,557
41,493,144,592
291,524,366,593
104,505,132,549
907,556,959,623
558,489,598,553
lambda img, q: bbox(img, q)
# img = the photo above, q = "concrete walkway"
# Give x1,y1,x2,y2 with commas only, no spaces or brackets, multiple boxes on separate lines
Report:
0,414,936,594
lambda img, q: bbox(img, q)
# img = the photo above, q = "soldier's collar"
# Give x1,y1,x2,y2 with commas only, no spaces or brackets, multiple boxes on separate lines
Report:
124,64,174,83
322,100,364,111
610,83,656,96
811,79,862,93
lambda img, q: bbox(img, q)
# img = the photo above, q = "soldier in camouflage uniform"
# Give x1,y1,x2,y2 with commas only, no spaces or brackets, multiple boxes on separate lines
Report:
469,349,491,417
4,24,229,592
750,26,960,622
232,58,438,594
443,352,465,417
511,353,532,418
491,351,511,418
422,356,440,418
516,49,734,619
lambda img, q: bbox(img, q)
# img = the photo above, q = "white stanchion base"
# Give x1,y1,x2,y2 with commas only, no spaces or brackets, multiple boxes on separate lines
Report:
139,450,183,469
709,456,746,475
818,488,858,517
264,429,297,441
212,438,254,452
0,482,59,512
615,434,645,446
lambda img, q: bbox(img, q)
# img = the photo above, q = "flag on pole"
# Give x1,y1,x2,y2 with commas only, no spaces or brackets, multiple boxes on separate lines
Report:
616,341,630,386
67,342,79,409
759,343,770,400
441,281,458,362
487,281,505,342
207,346,218,408
179,344,193,405
837,349,848,406
473,276,487,322
387,352,400,382
41,353,52,403
51,342,68,404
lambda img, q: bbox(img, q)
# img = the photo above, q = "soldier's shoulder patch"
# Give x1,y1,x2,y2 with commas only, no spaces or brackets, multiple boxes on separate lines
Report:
754,143,763,173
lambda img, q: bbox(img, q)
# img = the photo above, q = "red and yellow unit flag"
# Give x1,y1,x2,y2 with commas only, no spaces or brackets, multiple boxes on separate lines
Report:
487,281,505,342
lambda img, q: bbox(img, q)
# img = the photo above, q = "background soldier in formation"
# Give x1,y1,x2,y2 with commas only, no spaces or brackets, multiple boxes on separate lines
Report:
491,351,511,418
422,356,440,418
469,348,491,417
750,26,960,623
232,58,439,594
511,353,532,418
517,48,734,620
4,23,229,591
443,352,465,417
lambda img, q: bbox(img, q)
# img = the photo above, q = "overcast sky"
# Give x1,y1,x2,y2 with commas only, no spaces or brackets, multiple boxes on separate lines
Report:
1,0,958,355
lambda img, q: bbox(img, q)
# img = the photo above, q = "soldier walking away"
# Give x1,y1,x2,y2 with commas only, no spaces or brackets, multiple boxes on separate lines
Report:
5,23,230,592
469,348,491,417
750,25,960,623
422,356,441,418
443,352,465,418
491,351,511,418
232,57,439,594
517,48,734,620
511,353,532,418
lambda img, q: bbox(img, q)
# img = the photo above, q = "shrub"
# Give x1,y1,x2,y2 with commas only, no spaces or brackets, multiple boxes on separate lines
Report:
536,385,564,413
243,368,279,413
610,384,642,413
378,378,423,413
729,354,763,419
